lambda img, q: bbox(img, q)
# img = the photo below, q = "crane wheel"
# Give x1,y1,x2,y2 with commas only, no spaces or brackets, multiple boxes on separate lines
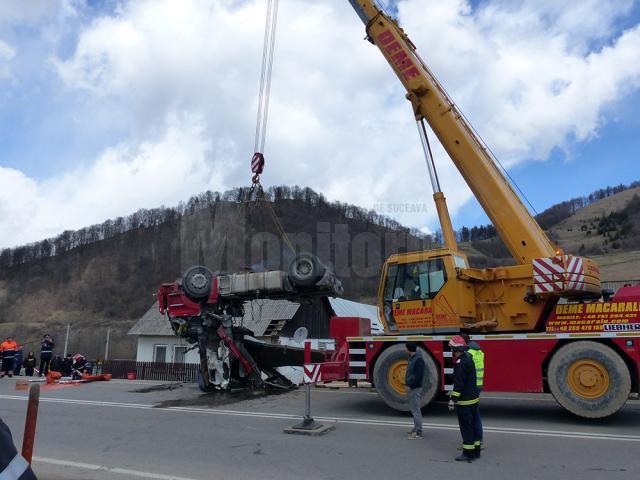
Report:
547,341,630,418
373,344,439,412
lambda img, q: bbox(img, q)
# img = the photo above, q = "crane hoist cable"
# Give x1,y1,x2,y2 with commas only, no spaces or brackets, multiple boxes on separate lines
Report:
247,0,295,255
250,0,279,189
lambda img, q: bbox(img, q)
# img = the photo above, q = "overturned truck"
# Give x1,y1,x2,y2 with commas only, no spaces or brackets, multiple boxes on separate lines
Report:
158,254,342,391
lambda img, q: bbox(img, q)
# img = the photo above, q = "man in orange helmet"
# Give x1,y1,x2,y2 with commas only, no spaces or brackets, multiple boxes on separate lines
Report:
448,335,481,462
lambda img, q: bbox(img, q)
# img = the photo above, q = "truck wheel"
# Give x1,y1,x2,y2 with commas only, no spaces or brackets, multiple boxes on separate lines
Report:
182,265,214,302
288,253,325,287
373,344,439,412
547,341,630,418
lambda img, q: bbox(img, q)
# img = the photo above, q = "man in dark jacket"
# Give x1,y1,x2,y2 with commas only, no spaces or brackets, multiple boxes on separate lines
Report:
14,347,24,376
39,335,54,377
448,335,481,462
461,333,484,449
23,353,36,377
404,342,425,439
0,418,38,479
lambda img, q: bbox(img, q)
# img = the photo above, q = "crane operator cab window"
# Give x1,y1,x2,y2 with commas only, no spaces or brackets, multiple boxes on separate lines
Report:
382,258,448,331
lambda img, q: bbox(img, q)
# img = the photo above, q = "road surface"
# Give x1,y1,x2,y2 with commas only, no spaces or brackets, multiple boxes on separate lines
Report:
1,378,639,479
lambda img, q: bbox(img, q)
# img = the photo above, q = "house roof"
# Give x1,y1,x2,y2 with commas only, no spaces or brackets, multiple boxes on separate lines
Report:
128,302,174,336
128,298,382,337
327,297,383,334
128,300,300,337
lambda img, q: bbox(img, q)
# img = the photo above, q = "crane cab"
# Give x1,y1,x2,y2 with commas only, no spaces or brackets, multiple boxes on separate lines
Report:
377,249,476,334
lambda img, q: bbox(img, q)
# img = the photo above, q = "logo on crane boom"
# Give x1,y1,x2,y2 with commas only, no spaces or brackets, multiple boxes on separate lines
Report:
376,30,421,81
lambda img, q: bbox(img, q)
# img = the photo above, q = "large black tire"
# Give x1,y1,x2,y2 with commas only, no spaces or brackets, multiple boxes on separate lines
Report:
373,344,439,412
547,341,630,418
182,265,214,302
288,253,325,287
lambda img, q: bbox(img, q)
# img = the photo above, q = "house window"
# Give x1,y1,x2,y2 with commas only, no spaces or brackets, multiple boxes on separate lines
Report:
153,344,168,363
174,346,188,363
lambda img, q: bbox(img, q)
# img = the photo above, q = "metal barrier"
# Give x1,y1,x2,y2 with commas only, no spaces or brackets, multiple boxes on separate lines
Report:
100,360,199,382
602,280,640,292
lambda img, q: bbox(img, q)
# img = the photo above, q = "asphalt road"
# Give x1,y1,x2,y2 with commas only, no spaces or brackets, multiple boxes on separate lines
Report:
1,378,639,480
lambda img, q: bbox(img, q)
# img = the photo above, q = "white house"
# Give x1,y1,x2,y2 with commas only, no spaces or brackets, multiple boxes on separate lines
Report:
127,304,200,363
128,298,383,367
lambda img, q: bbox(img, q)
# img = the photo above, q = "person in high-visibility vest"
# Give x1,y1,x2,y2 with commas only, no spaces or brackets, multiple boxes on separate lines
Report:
461,333,484,449
448,335,481,462
1,337,19,378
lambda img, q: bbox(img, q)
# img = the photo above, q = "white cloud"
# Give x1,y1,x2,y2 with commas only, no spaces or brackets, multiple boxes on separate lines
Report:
0,38,15,78
0,114,222,247
0,0,62,25
1,0,640,249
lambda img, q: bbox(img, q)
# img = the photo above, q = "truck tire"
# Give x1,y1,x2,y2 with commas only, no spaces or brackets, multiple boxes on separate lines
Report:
373,344,439,412
288,253,325,287
547,341,630,418
182,265,214,302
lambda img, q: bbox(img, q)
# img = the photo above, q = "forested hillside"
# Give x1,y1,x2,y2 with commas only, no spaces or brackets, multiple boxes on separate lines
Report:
1,182,638,359
0,186,431,358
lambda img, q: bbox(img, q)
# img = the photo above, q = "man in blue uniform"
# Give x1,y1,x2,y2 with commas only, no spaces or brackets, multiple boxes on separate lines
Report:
461,333,484,449
448,335,481,462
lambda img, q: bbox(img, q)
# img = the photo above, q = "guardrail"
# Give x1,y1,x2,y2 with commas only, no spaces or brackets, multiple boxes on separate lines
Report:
602,280,640,292
100,360,199,382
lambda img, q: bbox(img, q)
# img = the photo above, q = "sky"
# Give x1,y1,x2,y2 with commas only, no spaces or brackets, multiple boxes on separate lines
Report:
1,0,640,249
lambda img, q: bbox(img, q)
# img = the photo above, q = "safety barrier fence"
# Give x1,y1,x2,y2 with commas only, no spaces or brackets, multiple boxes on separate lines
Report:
602,280,640,292
100,360,199,382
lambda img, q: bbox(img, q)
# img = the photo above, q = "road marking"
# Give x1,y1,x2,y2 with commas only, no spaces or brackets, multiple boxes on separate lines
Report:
2,394,640,443
313,389,559,402
32,457,200,480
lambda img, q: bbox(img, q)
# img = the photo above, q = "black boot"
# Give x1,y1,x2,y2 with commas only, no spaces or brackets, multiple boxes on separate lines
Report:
474,445,481,459
455,452,474,462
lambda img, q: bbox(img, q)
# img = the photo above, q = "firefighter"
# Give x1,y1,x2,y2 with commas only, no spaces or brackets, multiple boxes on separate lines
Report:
448,335,481,462
39,335,54,377
1,336,19,378
0,418,38,479
71,354,87,380
461,333,484,449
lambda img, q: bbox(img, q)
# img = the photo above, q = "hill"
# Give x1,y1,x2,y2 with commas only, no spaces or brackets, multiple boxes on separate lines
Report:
459,184,640,278
1,182,638,359
0,186,431,359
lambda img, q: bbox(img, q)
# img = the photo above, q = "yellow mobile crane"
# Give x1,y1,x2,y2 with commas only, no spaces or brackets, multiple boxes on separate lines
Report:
328,1,640,418
347,0,601,334
160,1,640,419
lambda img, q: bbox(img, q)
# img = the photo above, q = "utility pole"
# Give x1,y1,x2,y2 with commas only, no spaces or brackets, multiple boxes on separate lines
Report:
63,324,70,357
105,327,111,361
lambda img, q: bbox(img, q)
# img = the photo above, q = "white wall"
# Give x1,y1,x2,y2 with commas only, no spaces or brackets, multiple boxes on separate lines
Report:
135,335,199,363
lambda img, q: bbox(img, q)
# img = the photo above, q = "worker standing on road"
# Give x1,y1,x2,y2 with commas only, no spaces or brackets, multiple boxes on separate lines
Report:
460,333,484,449
1,336,19,378
39,334,54,377
448,335,481,462
405,342,425,439
0,417,38,479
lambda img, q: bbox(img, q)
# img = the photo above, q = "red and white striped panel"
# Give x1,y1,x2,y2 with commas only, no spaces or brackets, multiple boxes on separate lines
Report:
303,363,322,384
533,256,564,293
564,255,585,291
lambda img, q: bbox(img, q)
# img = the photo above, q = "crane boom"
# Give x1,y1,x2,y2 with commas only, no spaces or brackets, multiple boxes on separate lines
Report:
347,0,557,264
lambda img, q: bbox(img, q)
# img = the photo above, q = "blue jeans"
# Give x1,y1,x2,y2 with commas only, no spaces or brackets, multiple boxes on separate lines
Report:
408,388,422,433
